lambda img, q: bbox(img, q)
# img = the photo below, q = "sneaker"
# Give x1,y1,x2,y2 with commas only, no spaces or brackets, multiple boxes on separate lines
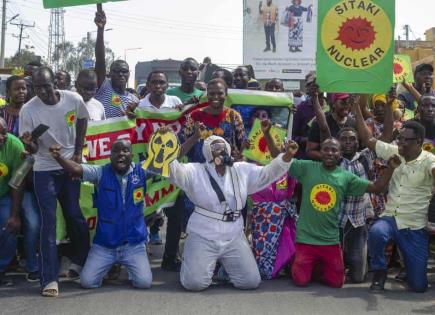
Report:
161,255,181,272
67,269,80,281
263,47,271,52
26,271,40,283
370,270,387,292
0,272,13,286
149,233,163,245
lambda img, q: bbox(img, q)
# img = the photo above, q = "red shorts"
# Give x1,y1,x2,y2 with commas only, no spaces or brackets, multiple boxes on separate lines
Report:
291,243,344,288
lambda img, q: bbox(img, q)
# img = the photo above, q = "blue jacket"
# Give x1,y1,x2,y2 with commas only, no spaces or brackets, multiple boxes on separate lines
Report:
93,163,147,248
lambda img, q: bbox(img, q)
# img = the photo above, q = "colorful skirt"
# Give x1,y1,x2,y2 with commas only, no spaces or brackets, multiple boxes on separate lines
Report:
251,200,297,279
288,17,303,48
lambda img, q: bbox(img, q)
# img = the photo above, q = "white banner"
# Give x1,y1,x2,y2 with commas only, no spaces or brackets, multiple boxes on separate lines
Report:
243,0,317,80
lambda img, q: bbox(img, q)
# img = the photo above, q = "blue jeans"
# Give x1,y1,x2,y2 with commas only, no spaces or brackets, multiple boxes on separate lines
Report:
368,216,428,292
80,242,152,289
21,191,40,273
34,170,90,287
0,195,16,273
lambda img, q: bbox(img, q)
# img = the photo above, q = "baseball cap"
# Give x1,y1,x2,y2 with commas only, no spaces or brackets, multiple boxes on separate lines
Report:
330,93,350,103
415,63,433,74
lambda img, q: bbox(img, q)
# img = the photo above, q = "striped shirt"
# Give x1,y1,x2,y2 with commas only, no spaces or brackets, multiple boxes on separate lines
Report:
339,149,375,228
95,78,139,118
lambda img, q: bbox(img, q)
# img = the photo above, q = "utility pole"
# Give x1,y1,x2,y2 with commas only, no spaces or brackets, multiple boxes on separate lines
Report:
0,0,6,67
11,20,34,55
404,24,410,48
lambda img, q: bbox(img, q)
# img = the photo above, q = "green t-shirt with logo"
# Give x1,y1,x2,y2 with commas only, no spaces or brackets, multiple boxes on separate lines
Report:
166,87,203,103
0,134,25,198
289,160,369,245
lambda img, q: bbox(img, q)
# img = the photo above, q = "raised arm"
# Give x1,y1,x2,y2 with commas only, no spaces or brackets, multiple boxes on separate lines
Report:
366,154,400,193
247,140,298,194
353,98,377,151
357,94,373,120
179,121,205,158
50,145,83,178
402,81,421,104
94,5,107,88
312,91,331,141
261,119,281,158
378,88,395,143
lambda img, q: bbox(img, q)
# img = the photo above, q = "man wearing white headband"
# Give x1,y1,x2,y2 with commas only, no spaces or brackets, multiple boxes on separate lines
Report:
167,133,298,291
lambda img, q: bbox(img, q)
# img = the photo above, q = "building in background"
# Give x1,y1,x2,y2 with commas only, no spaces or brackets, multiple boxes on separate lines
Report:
396,27,435,73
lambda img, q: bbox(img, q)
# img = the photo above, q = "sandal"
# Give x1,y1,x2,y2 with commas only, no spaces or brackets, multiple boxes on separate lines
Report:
41,281,59,297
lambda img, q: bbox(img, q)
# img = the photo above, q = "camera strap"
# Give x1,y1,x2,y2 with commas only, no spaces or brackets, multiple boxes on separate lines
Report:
204,167,226,203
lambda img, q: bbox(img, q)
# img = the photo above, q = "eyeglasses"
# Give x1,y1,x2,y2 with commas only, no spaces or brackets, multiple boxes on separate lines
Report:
396,136,418,143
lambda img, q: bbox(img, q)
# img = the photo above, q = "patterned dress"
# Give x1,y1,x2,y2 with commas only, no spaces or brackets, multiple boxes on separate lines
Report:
251,174,297,279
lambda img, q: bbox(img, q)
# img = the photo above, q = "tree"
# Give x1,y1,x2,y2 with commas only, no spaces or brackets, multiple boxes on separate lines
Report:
52,36,115,78
5,46,42,68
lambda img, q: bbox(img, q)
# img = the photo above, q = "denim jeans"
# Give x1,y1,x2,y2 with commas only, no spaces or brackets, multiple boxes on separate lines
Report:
0,195,16,273
21,191,40,273
80,242,152,289
368,216,429,292
340,221,367,283
34,170,90,288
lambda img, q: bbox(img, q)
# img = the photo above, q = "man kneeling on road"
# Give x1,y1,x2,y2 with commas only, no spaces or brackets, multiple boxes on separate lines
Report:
50,140,152,289
167,131,298,291
264,125,399,288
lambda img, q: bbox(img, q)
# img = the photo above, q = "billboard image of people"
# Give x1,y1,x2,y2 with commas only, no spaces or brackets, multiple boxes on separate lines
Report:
243,0,317,80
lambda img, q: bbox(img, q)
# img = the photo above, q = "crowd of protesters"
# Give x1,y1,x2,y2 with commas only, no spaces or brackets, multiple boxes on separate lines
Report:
0,8,434,297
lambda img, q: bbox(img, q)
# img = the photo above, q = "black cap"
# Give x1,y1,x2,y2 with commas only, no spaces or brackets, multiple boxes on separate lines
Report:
415,63,433,73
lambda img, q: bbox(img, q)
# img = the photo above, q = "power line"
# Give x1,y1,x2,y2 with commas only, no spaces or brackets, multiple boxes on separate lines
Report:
10,20,34,54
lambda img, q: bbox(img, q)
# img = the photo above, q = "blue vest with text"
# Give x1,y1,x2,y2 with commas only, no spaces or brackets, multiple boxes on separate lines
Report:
94,163,147,248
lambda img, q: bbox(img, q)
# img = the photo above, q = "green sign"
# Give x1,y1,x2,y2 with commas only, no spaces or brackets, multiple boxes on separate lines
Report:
43,0,125,9
317,0,395,93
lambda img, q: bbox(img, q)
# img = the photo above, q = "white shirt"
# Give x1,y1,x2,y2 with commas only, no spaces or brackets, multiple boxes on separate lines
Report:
139,94,182,110
19,90,89,171
85,98,106,121
169,154,292,241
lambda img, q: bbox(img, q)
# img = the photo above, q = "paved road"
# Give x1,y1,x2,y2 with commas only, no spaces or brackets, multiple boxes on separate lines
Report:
1,242,434,315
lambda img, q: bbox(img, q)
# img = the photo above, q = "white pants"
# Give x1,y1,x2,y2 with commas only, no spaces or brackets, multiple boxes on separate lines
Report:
180,231,261,291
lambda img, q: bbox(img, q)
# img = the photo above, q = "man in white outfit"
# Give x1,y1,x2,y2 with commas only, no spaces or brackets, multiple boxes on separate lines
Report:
168,134,298,291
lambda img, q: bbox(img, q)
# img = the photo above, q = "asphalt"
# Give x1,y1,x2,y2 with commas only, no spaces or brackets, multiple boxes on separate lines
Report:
1,239,435,315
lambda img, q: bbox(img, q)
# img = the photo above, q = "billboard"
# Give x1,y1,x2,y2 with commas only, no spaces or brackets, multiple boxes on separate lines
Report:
243,0,317,80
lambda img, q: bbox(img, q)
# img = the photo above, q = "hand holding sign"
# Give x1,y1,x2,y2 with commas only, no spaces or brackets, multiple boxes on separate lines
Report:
142,129,180,178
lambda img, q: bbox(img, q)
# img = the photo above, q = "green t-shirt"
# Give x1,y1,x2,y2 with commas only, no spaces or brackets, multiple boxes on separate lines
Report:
166,87,203,103
0,134,25,198
289,160,369,245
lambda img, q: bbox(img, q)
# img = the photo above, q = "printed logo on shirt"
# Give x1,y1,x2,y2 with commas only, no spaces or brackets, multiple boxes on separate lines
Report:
0,163,9,177
422,139,435,155
131,174,140,185
276,176,288,190
65,110,77,126
133,187,144,204
310,184,336,212
111,93,122,107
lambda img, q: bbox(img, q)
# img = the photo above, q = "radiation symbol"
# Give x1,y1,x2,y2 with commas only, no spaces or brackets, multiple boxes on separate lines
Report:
0,162,8,177
393,55,414,83
142,130,180,178
310,184,336,212
321,0,392,69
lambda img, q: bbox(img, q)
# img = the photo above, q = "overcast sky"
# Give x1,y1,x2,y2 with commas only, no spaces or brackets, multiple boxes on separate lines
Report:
3,0,434,77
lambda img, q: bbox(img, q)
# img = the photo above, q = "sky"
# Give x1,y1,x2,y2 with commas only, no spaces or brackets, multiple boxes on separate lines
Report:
2,0,435,83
